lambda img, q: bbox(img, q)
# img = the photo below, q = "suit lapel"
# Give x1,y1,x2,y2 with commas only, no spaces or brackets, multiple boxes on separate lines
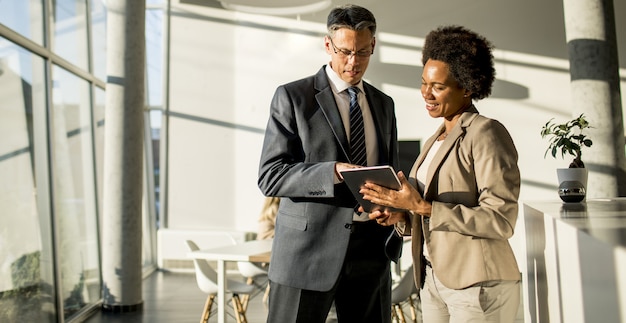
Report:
364,82,389,165
314,68,350,160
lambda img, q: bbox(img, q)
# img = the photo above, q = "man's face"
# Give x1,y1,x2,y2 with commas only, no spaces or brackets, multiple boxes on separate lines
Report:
325,28,375,85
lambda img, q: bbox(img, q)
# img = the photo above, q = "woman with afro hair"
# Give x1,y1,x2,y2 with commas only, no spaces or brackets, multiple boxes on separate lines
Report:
359,25,521,322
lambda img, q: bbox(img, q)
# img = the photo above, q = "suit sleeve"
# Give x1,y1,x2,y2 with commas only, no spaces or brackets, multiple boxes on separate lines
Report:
257,85,337,198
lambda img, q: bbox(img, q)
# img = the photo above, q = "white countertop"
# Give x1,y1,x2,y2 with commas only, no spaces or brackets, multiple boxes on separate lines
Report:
524,198,626,249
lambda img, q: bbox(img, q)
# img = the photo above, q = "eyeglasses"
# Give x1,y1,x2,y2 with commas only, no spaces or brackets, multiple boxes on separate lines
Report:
328,37,373,58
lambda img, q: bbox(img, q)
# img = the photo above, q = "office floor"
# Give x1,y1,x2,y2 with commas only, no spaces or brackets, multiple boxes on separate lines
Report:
83,270,523,323
82,270,425,323
84,270,273,323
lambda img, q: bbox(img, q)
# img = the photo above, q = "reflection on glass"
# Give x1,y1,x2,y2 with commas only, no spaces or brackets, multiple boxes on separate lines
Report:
94,87,105,226
146,7,163,229
150,110,161,223
0,37,56,323
0,0,44,45
90,0,107,80
51,65,101,320
53,0,88,70
146,8,163,108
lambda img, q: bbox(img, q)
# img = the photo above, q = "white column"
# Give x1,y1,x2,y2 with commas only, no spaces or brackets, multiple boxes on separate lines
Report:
102,0,146,310
563,0,626,197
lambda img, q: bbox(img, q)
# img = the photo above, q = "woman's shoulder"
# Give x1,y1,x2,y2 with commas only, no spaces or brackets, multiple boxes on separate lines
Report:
464,114,517,154
466,113,507,132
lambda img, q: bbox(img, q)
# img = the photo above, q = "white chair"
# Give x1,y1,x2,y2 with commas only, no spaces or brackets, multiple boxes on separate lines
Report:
237,261,268,285
185,240,256,323
391,265,419,323
236,260,269,309
205,234,270,310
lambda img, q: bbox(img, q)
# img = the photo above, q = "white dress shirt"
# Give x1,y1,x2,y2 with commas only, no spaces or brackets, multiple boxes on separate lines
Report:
325,64,379,221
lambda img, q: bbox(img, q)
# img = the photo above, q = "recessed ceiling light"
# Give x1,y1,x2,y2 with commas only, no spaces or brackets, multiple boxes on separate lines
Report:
218,0,331,16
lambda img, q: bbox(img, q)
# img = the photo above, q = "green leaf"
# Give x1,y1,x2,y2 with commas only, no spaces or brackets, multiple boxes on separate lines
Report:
540,114,593,165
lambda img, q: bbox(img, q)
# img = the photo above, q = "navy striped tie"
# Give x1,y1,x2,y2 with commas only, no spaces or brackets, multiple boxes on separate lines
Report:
348,87,367,166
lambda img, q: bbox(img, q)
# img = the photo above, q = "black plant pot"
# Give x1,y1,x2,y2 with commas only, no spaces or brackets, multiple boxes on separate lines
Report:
558,180,586,203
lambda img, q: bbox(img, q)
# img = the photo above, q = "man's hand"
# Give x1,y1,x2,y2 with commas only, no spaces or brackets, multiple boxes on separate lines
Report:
335,162,364,181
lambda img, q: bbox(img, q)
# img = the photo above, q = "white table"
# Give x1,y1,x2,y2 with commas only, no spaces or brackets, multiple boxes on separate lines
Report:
188,239,272,323
523,198,626,323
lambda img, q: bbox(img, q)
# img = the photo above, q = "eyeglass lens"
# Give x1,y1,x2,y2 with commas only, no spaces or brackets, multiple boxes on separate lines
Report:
329,37,372,58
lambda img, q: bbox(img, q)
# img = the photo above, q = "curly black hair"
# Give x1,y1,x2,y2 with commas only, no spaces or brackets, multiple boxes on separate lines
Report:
421,25,495,100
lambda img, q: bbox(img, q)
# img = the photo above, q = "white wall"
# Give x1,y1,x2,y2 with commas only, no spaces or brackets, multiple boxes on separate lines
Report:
164,1,626,271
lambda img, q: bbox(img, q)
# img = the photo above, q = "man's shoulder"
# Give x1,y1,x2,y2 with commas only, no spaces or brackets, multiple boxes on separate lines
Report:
363,81,393,101
363,81,389,96
282,74,316,89
280,66,326,89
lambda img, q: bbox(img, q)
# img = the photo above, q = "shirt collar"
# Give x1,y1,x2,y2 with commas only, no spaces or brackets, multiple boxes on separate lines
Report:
325,63,364,94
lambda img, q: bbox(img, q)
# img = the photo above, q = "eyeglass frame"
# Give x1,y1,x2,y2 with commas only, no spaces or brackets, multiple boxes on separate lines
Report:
328,36,374,58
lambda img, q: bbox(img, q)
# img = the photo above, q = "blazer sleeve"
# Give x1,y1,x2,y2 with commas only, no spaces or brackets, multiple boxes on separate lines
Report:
428,118,520,240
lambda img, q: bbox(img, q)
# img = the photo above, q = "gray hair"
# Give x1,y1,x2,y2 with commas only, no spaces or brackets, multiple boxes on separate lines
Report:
326,4,376,37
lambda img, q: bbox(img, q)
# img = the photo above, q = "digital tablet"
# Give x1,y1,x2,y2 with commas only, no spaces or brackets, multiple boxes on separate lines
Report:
339,165,402,213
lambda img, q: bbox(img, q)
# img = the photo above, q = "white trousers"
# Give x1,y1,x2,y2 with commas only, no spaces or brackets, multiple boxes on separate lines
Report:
420,265,520,323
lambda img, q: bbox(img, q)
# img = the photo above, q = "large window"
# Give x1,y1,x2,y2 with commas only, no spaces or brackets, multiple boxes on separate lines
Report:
53,0,89,71
1,0,163,321
50,65,101,319
90,0,106,80
146,6,163,225
0,0,45,45
0,37,56,323
93,87,105,225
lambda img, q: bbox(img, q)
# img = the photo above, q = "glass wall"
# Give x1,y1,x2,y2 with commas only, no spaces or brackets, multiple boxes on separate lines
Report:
0,0,44,45
0,36,57,323
90,0,107,81
146,4,164,226
50,65,101,319
53,0,88,70
0,0,163,321
93,88,105,224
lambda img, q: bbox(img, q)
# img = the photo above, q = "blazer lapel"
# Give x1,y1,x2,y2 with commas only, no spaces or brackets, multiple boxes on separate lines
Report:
422,106,480,199
314,67,350,160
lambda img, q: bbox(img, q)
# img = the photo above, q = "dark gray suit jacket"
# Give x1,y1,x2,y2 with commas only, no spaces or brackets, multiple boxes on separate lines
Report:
258,66,400,291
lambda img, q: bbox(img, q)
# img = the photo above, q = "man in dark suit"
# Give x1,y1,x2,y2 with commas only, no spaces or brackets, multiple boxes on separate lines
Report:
257,4,400,323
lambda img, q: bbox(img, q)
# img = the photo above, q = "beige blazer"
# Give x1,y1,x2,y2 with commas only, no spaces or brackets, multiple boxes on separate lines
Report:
407,106,521,290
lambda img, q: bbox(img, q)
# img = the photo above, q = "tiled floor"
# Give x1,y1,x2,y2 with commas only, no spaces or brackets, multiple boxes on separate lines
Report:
83,269,522,323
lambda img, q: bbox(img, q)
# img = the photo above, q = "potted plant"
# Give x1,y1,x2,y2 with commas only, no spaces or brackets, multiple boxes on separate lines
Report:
540,113,593,202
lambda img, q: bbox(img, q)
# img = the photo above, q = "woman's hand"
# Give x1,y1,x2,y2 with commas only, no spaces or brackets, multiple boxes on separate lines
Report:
367,209,406,226
360,171,432,217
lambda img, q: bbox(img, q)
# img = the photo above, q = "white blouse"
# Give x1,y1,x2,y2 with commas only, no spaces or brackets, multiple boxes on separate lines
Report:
416,139,444,261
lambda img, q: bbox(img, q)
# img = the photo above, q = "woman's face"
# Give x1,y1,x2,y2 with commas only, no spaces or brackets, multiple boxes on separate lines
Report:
420,59,471,120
